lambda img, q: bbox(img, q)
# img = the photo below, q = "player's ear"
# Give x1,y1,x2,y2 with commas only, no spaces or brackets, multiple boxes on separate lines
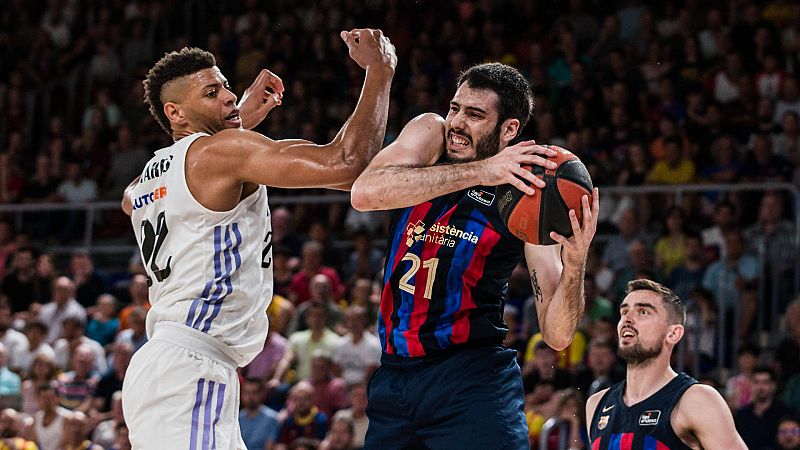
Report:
164,102,187,127
667,324,684,344
500,118,520,144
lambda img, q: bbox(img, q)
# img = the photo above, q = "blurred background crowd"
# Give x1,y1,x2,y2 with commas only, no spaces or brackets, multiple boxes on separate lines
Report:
1,0,800,449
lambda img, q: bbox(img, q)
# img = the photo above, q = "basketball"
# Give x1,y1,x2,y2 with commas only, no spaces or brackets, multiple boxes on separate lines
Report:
496,145,593,245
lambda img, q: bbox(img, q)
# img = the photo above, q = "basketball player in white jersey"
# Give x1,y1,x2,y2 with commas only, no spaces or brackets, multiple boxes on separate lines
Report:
120,29,396,449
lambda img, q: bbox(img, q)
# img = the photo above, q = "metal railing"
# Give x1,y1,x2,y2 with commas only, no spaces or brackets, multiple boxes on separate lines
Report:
1,182,797,377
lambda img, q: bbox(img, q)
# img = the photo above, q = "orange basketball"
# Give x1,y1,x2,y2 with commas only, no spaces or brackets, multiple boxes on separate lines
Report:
496,145,593,245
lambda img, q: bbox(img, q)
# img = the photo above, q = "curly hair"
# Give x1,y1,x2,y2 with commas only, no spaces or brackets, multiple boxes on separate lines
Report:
143,47,216,134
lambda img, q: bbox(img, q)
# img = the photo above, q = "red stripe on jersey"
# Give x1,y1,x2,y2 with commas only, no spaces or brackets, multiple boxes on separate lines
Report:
379,282,396,354
592,437,601,450
450,221,501,344
620,433,634,450
656,441,670,450
404,207,455,356
380,203,433,355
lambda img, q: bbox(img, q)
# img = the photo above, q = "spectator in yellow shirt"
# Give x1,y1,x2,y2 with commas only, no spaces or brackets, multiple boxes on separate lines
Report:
647,137,696,185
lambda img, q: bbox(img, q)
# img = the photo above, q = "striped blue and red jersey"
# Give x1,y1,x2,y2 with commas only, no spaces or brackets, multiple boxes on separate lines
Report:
589,372,698,450
379,185,525,358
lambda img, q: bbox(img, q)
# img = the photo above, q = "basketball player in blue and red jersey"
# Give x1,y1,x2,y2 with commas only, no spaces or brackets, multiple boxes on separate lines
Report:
350,63,599,449
120,29,396,449
586,279,745,450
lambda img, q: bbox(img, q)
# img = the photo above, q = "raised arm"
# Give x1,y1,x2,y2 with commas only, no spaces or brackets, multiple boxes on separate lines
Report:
350,113,558,211
525,189,599,350
672,384,747,450
204,29,395,191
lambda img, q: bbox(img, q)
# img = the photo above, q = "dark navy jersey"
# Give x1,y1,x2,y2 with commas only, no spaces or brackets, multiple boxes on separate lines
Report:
589,373,698,450
378,186,525,358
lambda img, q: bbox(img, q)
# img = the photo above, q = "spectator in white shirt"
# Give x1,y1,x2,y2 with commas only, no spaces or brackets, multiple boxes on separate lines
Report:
333,306,381,385
38,277,86,343
17,319,55,375
0,303,28,372
53,316,106,374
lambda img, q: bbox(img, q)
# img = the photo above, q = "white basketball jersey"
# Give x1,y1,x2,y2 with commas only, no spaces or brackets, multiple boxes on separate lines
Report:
129,132,273,366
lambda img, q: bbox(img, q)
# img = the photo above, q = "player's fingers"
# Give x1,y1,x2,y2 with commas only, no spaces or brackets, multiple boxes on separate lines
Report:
371,29,383,43
263,92,282,110
568,208,582,241
264,70,285,94
581,195,591,230
518,144,557,157
549,231,569,246
513,166,545,189
340,30,356,48
251,69,269,90
509,175,536,196
517,154,557,170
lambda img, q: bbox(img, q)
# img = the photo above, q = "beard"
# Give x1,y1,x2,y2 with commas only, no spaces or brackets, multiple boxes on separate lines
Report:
475,124,502,160
446,123,502,163
618,339,663,367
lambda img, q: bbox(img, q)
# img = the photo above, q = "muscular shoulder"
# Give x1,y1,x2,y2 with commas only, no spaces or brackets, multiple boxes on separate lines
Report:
365,113,445,170
678,383,723,409
407,112,445,131
672,384,725,428
393,113,445,161
196,128,273,159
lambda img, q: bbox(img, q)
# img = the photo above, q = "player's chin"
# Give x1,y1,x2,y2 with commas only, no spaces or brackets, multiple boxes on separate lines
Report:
446,147,476,162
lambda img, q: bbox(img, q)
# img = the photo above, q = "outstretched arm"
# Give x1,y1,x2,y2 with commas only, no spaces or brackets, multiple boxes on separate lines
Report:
201,29,395,191
525,189,599,350
350,113,557,211
673,384,747,450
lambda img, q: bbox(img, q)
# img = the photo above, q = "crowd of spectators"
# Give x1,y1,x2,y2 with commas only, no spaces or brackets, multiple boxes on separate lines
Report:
0,0,800,449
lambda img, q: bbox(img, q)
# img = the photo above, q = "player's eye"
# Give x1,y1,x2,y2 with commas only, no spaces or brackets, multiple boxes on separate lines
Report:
207,90,217,97
449,105,458,113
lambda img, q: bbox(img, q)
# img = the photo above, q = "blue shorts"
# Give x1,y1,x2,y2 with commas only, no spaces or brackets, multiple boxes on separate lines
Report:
365,345,529,450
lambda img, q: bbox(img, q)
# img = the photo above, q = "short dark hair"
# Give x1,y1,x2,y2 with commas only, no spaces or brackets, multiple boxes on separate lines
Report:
737,342,760,357
24,319,48,334
778,415,800,427
663,136,682,148
244,378,264,389
589,339,615,353
753,365,776,381
456,63,534,131
62,314,86,328
715,200,735,213
626,279,686,326
144,47,216,134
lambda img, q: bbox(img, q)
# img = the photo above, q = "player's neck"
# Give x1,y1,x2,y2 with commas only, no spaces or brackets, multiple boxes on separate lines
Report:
172,125,208,141
623,357,677,406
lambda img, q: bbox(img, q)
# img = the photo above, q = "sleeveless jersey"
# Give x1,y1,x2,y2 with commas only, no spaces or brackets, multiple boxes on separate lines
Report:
379,185,525,358
589,372,698,450
129,132,273,367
